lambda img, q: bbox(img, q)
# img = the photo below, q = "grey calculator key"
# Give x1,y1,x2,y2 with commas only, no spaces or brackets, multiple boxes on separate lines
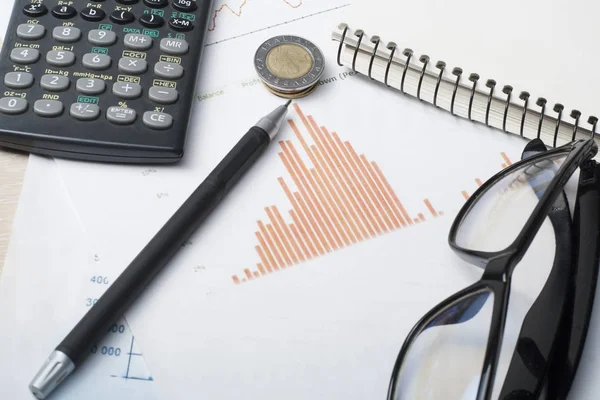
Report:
17,24,46,40
0,97,28,115
149,86,178,104
52,26,81,43
107,107,136,125
4,72,34,89
34,100,64,117
76,78,106,95
159,38,189,55
113,82,142,99
70,103,100,121
46,50,75,67
124,34,153,50
40,74,70,91
83,53,112,70
154,62,183,79
143,111,173,130
10,48,40,64
88,29,117,46
118,57,148,75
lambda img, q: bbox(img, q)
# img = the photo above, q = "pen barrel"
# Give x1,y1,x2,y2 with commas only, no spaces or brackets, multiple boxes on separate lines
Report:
57,127,271,365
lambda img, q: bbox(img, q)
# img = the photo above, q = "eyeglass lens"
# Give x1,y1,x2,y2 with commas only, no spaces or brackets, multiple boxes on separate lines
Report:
390,289,495,400
454,154,567,252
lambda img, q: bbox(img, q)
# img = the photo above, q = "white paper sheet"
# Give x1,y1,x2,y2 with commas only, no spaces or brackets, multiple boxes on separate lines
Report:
0,155,157,400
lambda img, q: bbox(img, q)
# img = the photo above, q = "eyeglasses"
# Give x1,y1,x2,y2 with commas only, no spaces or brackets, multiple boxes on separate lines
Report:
387,138,598,400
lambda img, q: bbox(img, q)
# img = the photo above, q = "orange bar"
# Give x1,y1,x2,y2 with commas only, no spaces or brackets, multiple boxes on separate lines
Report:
293,192,328,255
475,178,483,187
278,178,318,257
332,134,387,234
359,154,406,228
256,231,277,271
303,118,366,242
267,223,291,267
289,215,314,259
288,119,353,246
257,263,266,276
345,142,397,230
424,199,438,217
258,222,282,270
320,126,376,237
307,118,370,240
255,245,273,273
244,269,253,280
309,169,350,247
272,206,305,262
418,213,426,222
462,191,470,200
253,271,261,278
283,140,341,250
279,153,327,255
501,152,513,166
266,207,298,265
371,161,413,226
310,145,361,243
501,163,507,169
232,275,241,285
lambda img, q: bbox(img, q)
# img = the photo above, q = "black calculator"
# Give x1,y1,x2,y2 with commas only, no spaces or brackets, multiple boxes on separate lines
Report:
0,0,212,163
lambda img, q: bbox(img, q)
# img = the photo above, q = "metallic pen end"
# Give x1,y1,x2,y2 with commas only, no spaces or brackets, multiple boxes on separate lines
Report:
255,103,290,141
29,351,75,399
284,100,292,108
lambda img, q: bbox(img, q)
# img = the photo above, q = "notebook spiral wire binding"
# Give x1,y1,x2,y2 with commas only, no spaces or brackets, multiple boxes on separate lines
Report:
332,24,599,150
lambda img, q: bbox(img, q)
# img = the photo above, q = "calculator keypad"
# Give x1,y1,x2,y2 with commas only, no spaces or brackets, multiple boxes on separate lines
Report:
1,0,210,163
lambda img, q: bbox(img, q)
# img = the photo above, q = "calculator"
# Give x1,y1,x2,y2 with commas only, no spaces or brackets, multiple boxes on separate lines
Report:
0,0,212,163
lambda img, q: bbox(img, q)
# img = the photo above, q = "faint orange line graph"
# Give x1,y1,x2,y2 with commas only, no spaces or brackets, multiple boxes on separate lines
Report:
209,0,304,31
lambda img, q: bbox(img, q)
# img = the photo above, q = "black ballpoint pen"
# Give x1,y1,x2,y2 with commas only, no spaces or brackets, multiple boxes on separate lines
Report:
29,100,292,399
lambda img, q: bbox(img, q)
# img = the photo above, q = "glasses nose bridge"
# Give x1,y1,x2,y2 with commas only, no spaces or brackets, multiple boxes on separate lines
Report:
481,251,514,282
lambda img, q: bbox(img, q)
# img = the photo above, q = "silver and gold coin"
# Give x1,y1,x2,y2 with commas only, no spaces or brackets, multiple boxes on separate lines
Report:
254,35,324,99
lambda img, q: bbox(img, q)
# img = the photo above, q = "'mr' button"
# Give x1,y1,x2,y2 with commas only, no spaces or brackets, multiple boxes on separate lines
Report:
159,38,189,55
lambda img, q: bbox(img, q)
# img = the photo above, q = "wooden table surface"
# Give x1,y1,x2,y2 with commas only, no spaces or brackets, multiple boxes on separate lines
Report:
0,149,28,277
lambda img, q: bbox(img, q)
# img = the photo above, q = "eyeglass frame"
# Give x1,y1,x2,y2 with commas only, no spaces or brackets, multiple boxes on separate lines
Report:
386,138,598,400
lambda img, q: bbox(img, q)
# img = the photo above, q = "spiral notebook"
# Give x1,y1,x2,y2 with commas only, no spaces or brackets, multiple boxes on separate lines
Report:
332,0,599,149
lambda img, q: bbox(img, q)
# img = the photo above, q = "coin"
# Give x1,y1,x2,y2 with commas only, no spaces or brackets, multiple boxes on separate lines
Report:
254,35,324,98
262,81,319,99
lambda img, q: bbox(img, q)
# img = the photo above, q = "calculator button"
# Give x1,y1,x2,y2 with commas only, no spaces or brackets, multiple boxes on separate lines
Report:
149,86,178,104
4,72,34,89
83,53,112,70
154,62,184,79
144,0,168,7
70,103,101,121
88,29,117,46
168,18,194,32
52,26,82,43
172,0,197,12
139,14,165,28
0,97,28,115
113,82,142,99
23,3,48,17
107,107,136,125
17,24,46,40
10,48,40,65
124,34,153,50
52,5,77,19
76,78,106,95
110,10,136,24
46,50,76,67
40,75,70,92
81,7,106,22
143,111,173,130
160,38,189,55
34,100,64,117
119,57,148,75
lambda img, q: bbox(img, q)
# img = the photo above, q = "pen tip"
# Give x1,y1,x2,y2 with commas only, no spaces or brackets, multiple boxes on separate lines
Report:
284,100,292,108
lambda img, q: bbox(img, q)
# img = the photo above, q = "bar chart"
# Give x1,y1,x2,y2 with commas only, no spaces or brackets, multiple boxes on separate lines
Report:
231,104,513,284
